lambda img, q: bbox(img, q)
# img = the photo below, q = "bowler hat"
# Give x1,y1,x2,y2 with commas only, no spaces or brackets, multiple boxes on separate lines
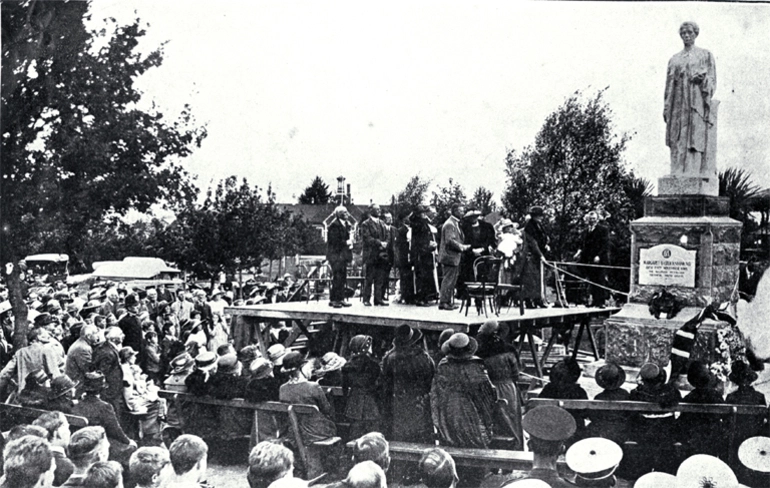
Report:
728,360,758,386
441,333,478,359
522,405,576,441
281,351,305,373
83,372,106,393
50,375,78,399
566,437,623,480
393,324,423,347
249,358,274,379
595,363,626,391
124,293,140,308
639,363,661,382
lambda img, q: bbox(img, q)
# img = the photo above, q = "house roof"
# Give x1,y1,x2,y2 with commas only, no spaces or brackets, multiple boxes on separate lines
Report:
92,257,180,279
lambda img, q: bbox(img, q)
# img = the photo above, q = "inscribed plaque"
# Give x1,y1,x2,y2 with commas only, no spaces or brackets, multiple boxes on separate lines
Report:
639,244,696,287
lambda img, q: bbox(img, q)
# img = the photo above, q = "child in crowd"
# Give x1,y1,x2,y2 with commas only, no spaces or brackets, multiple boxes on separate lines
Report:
678,361,724,458
586,362,629,444
539,358,588,440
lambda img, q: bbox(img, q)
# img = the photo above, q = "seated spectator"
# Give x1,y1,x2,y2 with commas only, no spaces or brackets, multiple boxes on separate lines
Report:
216,343,236,358
129,447,173,488
629,363,681,407
351,432,390,474
7,424,48,442
81,461,122,488
119,347,159,415
342,336,382,439
736,436,770,488
502,406,577,488
166,435,209,488
417,448,458,488
565,437,623,487
586,362,629,443
267,344,288,384
33,411,75,486
344,461,386,488
238,345,261,379
247,441,295,488
279,351,336,478
163,353,195,393
63,426,110,487
72,372,137,463
18,369,53,408
0,435,56,488
245,358,282,441
210,353,246,399
540,358,588,440
313,352,345,387
185,352,218,396
727,360,769,483
46,376,78,414
679,361,724,457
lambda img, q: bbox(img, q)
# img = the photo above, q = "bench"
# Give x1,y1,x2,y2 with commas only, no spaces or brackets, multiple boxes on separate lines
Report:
158,390,341,473
527,398,769,466
0,403,89,428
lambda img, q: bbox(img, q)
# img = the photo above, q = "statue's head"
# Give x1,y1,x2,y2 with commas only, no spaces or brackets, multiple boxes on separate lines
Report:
679,21,699,46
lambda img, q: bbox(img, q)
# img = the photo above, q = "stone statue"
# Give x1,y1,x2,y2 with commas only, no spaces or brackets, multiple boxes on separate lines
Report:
664,21,718,179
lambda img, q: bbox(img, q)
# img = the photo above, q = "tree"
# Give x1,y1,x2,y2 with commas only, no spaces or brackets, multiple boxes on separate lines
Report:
1,2,206,347
470,186,497,215
719,167,761,257
431,178,467,226
298,176,333,205
390,175,431,222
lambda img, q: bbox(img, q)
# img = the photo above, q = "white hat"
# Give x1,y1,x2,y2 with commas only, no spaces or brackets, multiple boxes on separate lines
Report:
0,301,11,315
738,436,770,473
675,455,738,488
634,472,676,488
566,437,623,479
501,479,552,488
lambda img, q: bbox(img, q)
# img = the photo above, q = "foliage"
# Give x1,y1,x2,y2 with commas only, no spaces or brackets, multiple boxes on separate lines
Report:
719,167,762,257
470,187,497,215
298,176,333,205
390,175,431,223
1,2,206,348
502,90,646,293
431,178,467,226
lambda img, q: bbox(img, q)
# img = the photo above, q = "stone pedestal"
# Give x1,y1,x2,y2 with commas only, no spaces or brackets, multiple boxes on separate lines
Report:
605,195,742,367
658,175,719,197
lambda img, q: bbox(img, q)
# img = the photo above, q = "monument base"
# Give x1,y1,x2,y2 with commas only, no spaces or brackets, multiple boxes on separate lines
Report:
658,175,719,197
604,304,729,367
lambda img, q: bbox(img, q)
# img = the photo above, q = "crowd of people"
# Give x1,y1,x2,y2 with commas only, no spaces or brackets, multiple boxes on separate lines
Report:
326,203,612,311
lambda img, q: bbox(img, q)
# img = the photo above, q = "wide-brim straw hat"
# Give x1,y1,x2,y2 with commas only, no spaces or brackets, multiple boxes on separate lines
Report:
49,375,78,399
738,436,770,473
440,333,478,359
169,353,195,375
315,352,346,375
675,455,738,488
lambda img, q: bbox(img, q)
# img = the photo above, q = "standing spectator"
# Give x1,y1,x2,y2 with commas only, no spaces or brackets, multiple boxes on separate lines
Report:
207,291,229,352
63,426,110,487
0,435,56,488
92,327,125,421
381,325,435,443
326,205,354,309
437,204,470,311
394,210,415,305
65,324,100,392
279,352,336,478
166,435,209,488
33,411,75,486
191,290,214,346
129,447,173,488
45,375,78,414
81,461,122,488
502,406,576,488
117,295,145,366
417,448,458,488
361,204,391,307
0,327,61,396
410,206,439,307
72,373,137,463
475,320,522,449
573,211,611,307
247,441,295,488
342,335,382,439
144,288,160,322
171,290,193,324
518,206,550,308
457,208,496,301
99,290,119,321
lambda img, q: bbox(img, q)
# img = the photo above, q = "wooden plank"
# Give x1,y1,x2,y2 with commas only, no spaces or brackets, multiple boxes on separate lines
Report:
387,441,567,471
528,398,768,415
0,404,89,428
157,391,320,416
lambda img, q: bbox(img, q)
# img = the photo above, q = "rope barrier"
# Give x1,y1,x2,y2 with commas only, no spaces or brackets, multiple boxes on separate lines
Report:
545,261,631,297
551,261,631,271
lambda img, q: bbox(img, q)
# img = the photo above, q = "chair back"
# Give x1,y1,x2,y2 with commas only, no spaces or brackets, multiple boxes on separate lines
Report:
473,256,503,285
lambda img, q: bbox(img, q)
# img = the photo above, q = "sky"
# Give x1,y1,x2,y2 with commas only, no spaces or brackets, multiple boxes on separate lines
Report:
87,1,770,206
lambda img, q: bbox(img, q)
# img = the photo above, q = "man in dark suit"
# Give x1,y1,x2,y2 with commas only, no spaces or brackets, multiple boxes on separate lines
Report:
458,207,497,299
360,204,391,306
65,323,101,394
118,294,145,364
574,211,610,307
92,327,125,422
326,205,354,308
395,210,415,305
410,206,439,306
438,204,471,310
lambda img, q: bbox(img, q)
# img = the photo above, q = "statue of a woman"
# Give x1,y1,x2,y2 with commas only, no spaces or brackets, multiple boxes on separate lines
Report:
664,22,717,176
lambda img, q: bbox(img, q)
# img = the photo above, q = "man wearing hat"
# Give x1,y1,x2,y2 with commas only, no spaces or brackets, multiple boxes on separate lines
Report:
565,437,623,487
0,327,61,396
18,368,52,407
438,204,471,310
361,203,391,306
326,205,354,309
65,324,101,393
394,209,415,305
46,375,78,414
118,294,146,366
381,325,435,442
410,205,439,306
92,327,127,422
503,406,577,488
518,206,551,308
458,207,496,301
573,211,610,308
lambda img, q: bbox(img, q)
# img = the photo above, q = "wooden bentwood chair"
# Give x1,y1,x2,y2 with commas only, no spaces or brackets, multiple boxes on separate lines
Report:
459,256,503,317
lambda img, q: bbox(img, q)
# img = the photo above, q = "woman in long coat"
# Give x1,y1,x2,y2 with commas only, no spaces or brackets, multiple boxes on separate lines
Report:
513,207,549,308
342,335,382,439
381,325,435,443
475,320,522,449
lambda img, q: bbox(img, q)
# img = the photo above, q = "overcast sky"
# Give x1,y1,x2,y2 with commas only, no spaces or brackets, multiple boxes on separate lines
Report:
88,1,770,206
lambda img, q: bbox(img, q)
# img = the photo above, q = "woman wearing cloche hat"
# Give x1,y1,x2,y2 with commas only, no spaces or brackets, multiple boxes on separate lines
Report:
430,333,497,485
342,335,382,439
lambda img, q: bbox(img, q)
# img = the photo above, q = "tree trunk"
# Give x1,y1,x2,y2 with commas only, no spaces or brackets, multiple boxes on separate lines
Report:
4,261,29,350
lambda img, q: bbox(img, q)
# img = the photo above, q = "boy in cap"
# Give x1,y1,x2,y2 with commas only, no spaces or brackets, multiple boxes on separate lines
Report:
565,437,623,487
502,405,576,488
586,362,629,443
